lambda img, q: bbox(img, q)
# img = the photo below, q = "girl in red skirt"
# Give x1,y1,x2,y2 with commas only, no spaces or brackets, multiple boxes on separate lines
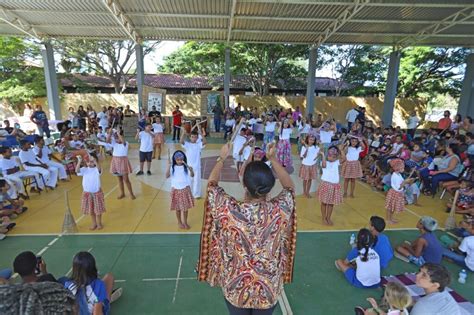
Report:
342,136,365,198
152,116,165,159
75,156,106,230
385,158,406,224
106,128,135,200
166,150,195,229
299,134,319,198
317,145,346,225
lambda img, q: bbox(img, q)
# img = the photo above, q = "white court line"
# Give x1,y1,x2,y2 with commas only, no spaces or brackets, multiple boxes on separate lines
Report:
299,228,419,233
278,287,293,315
142,277,195,281
115,279,127,283
172,250,184,304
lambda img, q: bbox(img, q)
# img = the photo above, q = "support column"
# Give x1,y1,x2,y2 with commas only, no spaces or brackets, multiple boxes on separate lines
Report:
458,53,474,118
224,47,231,109
41,41,61,120
135,43,145,110
382,50,401,126
306,46,317,115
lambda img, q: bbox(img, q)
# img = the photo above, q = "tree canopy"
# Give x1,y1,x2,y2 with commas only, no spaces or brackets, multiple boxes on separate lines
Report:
159,42,308,95
0,37,46,106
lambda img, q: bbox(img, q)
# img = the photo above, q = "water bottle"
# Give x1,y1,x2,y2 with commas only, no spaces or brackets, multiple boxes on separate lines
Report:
458,269,467,284
349,233,356,247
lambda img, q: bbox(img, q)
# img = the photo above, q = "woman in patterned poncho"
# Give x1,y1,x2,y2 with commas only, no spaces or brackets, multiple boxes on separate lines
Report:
198,142,297,315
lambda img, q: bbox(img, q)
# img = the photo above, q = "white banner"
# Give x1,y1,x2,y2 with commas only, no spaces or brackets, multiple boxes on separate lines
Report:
147,92,162,112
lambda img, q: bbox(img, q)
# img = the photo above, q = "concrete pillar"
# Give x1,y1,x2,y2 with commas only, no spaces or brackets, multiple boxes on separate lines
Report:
458,53,474,118
382,50,401,126
135,43,145,110
306,46,317,115
224,47,231,109
41,41,61,120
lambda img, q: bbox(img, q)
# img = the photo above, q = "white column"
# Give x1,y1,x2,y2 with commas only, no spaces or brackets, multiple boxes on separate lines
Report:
135,43,145,110
306,46,317,115
382,50,401,126
224,47,231,109
458,53,474,118
41,41,61,120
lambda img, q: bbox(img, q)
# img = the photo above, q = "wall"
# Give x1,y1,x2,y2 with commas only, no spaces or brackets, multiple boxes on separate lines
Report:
28,91,427,128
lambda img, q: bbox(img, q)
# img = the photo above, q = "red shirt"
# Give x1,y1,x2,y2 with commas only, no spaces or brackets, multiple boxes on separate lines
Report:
172,110,182,126
438,117,451,130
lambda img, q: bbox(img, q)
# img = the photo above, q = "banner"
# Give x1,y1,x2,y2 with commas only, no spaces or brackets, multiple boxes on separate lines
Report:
147,93,162,112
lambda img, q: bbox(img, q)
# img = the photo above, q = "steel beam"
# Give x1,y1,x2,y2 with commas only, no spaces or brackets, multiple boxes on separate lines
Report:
227,0,238,43
0,5,41,39
458,53,474,118
102,0,138,42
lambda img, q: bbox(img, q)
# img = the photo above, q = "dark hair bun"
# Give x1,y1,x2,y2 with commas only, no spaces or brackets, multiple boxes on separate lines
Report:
243,161,275,198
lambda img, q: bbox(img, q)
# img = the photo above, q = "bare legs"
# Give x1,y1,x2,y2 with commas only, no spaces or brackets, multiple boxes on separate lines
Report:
343,178,356,198
117,175,135,199
153,144,162,159
320,202,334,225
386,208,399,224
89,214,103,230
175,210,190,230
303,180,312,198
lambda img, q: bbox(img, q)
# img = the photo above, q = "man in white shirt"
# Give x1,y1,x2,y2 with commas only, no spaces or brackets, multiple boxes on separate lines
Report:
407,111,420,139
33,137,68,181
346,107,359,131
97,107,109,131
0,147,43,193
135,123,154,175
19,140,57,189
180,127,206,198
410,263,460,315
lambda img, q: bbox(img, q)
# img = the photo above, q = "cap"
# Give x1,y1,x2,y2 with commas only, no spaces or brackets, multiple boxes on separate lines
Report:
420,216,438,232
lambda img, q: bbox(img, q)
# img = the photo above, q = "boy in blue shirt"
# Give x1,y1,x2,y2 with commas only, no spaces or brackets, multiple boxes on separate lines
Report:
369,216,394,269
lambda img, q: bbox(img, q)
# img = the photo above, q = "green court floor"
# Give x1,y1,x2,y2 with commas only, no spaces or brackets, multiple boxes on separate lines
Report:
1,231,473,314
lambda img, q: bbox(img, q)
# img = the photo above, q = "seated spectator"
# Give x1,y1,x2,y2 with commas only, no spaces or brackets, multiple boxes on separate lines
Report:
13,251,57,283
2,120,13,134
0,268,12,281
355,282,412,315
0,179,27,215
0,147,38,195
33,136,68,182
442,232,474,271
395,216,443,265
405,142,427,169
19,139,57,189
410,263,461,315
369,216,394,269
64,251,122,315
420,143,463,196
335,228,381,288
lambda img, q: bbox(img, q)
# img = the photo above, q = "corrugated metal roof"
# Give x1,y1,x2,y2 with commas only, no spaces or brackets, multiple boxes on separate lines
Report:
0,0,472,46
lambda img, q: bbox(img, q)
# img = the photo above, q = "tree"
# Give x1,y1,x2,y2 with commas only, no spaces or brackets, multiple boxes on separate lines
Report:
159,42,308,95
397,47,468,98
0,37,46,106
54,40,160,93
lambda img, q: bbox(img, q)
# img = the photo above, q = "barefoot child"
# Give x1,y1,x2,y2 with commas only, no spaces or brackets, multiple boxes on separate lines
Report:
276,119,293,168
385,159,406,224
76,156,105,230
152,117,164,159
104,128,135,200
180,127,206,199
299,134,319,198
166,150,195,229
342,136,365,198
317,145,345,225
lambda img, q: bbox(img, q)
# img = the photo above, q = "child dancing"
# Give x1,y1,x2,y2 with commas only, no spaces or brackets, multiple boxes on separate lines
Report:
76,156,106,230
104,129,135,199
276,119,293,168
317,145,345,225
299,134,319,198
166,151,195,229
342,136,365,198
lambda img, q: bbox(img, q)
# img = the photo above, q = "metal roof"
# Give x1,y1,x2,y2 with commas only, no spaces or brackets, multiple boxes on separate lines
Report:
0,0,473,47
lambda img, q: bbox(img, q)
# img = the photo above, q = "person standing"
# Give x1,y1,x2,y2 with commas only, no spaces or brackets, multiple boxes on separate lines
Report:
198,142,296,314
212,102,223,133
97,107,109,131
135,123,154,176
345,106,359,131
438,110,452,134
406,111,421,139
172,106,183,141
30,105,50,138
77,106,87,131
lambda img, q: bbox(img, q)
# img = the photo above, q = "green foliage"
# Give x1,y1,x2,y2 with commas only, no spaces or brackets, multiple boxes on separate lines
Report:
0,37,46,105
159,42,307,95
427,93,458,110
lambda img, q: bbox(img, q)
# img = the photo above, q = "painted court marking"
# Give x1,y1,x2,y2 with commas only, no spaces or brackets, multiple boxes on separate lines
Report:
172,249,184,304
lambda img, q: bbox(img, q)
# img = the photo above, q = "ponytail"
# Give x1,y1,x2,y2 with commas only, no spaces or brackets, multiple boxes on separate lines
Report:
356,228,374,262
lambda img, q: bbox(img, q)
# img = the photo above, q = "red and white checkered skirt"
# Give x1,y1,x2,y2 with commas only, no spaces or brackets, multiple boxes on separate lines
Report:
110,156,133,175
81,190,106,215
299,164,317,180
341,160,363,179
317,181,343,205
385,189,405,213
170,186,195,212
154,133,164,144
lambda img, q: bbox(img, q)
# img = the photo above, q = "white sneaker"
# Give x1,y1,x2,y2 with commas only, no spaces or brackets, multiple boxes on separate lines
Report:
394,251,410,263
0,234,6,240
110,287,123,303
